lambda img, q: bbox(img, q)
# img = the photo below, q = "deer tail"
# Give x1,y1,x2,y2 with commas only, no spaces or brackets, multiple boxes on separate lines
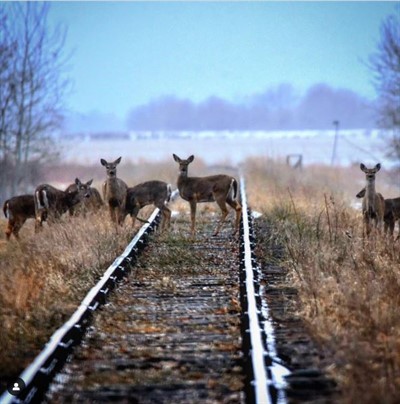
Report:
3,200,9,218
231,178,238,199
36,190,43,210
166,184,172,203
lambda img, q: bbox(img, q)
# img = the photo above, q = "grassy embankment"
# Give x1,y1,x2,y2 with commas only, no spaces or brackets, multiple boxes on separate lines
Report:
0,160,178,392
245,158,400,403
1,157,399,402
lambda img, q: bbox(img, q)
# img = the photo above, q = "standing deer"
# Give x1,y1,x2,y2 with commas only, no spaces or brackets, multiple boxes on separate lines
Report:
3,194,35,240
100,157,128,225
356,189,399,238
125,181,172,231
65,180,104,216
34,178,91,231
172,154,242,237
384,197,400,239
359,163,385,236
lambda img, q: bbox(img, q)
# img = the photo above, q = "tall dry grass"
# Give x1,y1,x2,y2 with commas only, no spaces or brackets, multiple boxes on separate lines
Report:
1,157,399,401
0,157,209,392
244,157,400,403
0,209,137,391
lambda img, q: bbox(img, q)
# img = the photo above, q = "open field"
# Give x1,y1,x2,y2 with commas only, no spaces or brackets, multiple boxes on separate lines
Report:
1,158,399,401
58,129,392,167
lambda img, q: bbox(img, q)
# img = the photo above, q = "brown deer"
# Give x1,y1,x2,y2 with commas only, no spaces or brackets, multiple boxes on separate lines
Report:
172,154,242,237
359,163,385,236
65,180,104,216
3,194,35,240
34,178,91,231
384,197,400,239
356,189,399,238
100,157,128,226
125,181,172,231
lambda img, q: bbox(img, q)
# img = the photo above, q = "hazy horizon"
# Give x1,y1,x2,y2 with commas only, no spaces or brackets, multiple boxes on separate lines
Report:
45,1,397,133
62,82,377,133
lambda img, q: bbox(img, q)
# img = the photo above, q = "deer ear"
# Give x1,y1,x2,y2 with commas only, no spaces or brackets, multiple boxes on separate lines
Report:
87,179,93,186
115,157,122,165
360,163,367,172
100,159,107,166
356,188,366,198
375,163,381,171
188,155,194,163
173,154,181,163
75,178,81,185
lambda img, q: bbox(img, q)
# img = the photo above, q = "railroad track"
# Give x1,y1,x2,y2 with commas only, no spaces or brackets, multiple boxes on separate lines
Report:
0,179,289,404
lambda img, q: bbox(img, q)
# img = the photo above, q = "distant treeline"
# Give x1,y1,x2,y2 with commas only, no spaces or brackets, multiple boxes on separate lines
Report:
126,83,377,131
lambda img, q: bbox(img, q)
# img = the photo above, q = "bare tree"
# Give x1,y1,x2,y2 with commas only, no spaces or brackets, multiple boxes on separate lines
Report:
0,3,69,202
368,10,400,164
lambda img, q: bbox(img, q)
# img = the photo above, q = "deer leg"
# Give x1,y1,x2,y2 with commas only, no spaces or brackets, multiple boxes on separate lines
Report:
109,205,117,224
118,201,128,226
130,206,140,228
5,219,14,240
189,200,197,238
375,216,383,234
213,198,229,236
12,219,24,240
389,220,395,237
35,211,44,232
384,220,389,235
118,208,126,226
227,199,242,235
161,206,171,231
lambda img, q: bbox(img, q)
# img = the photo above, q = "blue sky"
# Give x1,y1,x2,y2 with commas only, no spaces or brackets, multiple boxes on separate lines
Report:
48,1,398,121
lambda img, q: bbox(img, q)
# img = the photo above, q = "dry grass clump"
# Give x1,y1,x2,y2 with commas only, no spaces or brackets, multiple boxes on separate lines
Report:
244,157,400,403
0,209,136,390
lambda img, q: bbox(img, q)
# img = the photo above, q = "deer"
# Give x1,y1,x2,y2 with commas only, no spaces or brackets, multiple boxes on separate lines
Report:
356,188,400,239
172,154,242,238
3,194,35,240
34,178,92,231
384,197,400,239
100,157,128,226
125,181,172,231
359,163,385,237
65,180,104,216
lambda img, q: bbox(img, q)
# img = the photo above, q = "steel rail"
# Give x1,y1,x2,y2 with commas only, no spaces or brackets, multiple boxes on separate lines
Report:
239,177,289,404
0,205,166,404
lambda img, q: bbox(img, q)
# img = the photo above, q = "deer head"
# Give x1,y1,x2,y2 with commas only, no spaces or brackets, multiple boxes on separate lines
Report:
173,154,194,177
101,157,122,178
360,163,381,183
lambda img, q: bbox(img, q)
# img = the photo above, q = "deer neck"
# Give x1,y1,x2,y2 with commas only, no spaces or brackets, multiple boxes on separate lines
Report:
365,179,376,210
105,176,117,190
177,171,189,189
64,191,80,208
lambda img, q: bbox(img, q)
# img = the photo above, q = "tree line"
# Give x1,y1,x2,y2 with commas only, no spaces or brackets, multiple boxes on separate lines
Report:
0,3,67,202
0,3,399,204
126,84,376,132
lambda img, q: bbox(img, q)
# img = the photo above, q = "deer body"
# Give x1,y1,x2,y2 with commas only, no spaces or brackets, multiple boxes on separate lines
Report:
360,163,385,236
3,194,35,240
383,197,400,239
34,178,91,230
357,189,399,238
101,157,128,226
173,154,242,237
126,181,172,230
66,181,103,216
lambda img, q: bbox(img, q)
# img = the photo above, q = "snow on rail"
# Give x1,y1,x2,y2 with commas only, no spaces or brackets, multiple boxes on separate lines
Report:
240,177,290,404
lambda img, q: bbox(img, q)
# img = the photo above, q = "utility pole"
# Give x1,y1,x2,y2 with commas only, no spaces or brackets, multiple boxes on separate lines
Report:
331,120,340,166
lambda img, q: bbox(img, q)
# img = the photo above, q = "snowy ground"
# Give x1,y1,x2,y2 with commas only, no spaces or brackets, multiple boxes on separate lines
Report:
58,129,393,168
